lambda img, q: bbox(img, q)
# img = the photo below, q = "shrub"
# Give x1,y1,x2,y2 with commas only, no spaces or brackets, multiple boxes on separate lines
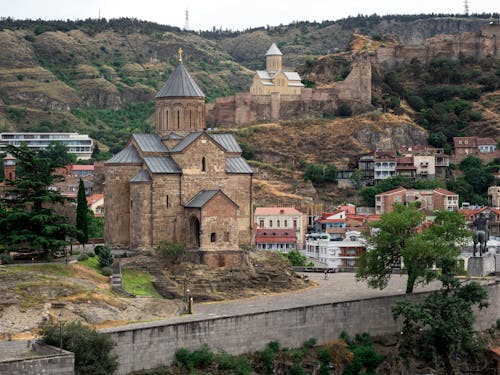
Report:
77,253,88,261
258,347,276,374
97,245,114,268
101,266,112,277
215,352,252,374
0,253,14,264
94,245,105,256
407,95,425,111
157,240,185,262
175,348,191,367
290,364,307,375
336,102,353,117
303,337,317,349
190,344,214,367
87,251,95,257
40,321,118,375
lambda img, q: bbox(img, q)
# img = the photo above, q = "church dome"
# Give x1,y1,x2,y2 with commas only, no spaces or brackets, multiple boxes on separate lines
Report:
155,63,205,98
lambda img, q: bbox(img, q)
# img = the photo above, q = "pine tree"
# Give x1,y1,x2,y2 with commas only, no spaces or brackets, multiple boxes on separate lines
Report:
76,178,89,247
0,144,77,257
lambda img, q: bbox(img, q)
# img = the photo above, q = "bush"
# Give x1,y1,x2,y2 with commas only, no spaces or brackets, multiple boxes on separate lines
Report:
258,347,276,374
191,344,214,368
77,253,88,261
266,341,281,353
94,245,105,256
101,266,112,277
0,253,14,264
98,245,114,268
175,348,191,367
157,240,185,262
303,337,317,349
87,251,95,257
40,321,118,375
336,102,353,117
215,352,252,375
290,364,307,375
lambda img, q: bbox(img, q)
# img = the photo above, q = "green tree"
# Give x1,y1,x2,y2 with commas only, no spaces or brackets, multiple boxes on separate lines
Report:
281,251,313,267
76,179,89,247
393,270,488,375
98,244,114,268
0,144,77,257
43,142,76,166
356,204,468,293
40,320,118,375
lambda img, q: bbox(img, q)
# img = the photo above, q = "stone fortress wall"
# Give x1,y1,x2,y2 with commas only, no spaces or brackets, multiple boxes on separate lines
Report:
206,24,499,128
102,281,500,375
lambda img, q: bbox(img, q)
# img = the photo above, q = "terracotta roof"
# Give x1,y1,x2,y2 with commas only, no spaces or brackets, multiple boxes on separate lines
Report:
377,186,406,195
71,164,94,171
396,165,417,170
477,137,496,145
255,228,296,244
254,207,303,216
454,137,477,148
490,347,500,357
433,187,458,196
459,207,488,218
87,194,104,205
3,154,15,160
317,218,346,223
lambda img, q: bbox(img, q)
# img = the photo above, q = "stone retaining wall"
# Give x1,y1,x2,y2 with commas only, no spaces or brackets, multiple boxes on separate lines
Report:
102,281,500,374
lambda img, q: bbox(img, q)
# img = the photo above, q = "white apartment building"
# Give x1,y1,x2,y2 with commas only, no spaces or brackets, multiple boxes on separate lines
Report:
305,231,366,269
0,132,94,160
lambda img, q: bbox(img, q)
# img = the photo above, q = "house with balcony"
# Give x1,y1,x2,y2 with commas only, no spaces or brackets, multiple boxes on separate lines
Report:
477,138,497,153
396,156,417,179
255,228,297,252
375,187,459,214
254,207,306,249
373,151,397,183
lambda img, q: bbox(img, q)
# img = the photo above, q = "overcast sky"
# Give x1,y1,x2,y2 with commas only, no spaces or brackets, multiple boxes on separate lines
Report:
2,0,499,31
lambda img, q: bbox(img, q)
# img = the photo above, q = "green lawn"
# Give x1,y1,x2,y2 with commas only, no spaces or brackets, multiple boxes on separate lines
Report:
81,256,100,271
122,269,162,298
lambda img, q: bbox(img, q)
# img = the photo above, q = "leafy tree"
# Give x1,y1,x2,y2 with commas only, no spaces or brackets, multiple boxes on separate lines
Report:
336,102,353,117
356,204,469,293
40,320,118,375
393,268,488,375
43,142,76,166
76,179,89,247
0,144,77,257
98,244,114,268
303,163,337,184
281,251,313,267
459,156,494,196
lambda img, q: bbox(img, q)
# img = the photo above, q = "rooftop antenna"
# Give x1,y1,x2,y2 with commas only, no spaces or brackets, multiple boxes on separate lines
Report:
464,0,470,16
184,9,190,31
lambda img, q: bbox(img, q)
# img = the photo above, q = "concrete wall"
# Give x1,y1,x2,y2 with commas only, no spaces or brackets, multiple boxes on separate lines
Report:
103,281,500,375
0,341,74,375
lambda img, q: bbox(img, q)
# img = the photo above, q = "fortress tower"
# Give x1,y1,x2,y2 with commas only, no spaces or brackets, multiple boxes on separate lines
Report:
265,43,283,74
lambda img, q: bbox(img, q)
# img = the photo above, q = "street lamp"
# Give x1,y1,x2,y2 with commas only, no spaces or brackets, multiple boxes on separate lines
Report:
58,312,63,353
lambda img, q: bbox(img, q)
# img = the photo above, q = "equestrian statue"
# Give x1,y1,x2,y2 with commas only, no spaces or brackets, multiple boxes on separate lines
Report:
472,212,489,257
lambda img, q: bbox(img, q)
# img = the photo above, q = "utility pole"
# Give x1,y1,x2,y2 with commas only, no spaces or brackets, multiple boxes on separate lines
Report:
464,0,470,16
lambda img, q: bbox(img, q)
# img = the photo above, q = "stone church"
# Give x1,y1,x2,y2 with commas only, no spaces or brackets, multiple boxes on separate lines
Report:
104,51,253,263
249,43,304,95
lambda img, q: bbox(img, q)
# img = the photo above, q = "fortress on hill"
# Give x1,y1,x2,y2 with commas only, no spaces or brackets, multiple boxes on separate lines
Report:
207,23,500,128
104,50,253,267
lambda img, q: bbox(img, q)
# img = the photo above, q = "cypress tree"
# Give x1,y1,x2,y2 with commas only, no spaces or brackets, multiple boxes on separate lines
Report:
76,178,89,247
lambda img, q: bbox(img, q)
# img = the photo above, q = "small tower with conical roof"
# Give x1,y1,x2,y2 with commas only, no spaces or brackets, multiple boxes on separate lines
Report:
155,48,206,137
265,43,283,74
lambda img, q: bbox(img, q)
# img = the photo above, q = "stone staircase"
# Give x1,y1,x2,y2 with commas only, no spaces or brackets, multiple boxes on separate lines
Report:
111,261,135,297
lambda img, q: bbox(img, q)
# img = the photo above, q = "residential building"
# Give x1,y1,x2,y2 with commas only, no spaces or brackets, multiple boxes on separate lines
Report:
0,132,93,160
373,151,397,183
305,231,366,269
249,43,304,95
375,187,459,214
477,138,497,153
454,137,478,157
70,164,94,177
358,153,374,185
255,228,297,252
488,186,500,207
254,207,306,249
87,194,104,217
459,206,500,237
399,145,449,179
395,156,416,178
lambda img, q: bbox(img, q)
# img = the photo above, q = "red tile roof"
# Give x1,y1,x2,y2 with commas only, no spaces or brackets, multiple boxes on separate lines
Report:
377,186,406,195
255,228,297,244
476,137,496,146
255,207,303,216
71,164,95,171
433,187,458,196
453,137,477,148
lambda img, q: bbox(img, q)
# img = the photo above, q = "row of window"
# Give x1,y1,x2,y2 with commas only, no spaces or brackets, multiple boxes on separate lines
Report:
258,219,298,228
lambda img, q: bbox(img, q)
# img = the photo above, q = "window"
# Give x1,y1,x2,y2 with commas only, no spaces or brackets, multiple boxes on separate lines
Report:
269,220,273,227
277,220,280,227
259,220,264,227
177,110,180,129
210,233,217,242
293,219,297,228
201,157,206,172
166,195,170,208
284,220,288,227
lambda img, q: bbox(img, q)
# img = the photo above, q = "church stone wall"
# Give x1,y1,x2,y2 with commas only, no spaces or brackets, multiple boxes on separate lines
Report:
104,164,142,248
151,174,184,248
224,174,253,247
199,194,238,251
130,181,152,250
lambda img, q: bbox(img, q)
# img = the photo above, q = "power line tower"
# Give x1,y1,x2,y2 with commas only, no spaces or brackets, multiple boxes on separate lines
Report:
464,0,470,16
184,10,190,31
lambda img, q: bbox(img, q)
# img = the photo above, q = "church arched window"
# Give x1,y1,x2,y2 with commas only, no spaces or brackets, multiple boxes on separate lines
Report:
201,156,206,172
177,110,180,129
189,109,192,128
166,110,169,129
166,195,170,208
210,232,217,242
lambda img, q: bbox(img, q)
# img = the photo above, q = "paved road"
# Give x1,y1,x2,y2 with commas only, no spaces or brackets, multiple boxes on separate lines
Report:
192,272,442,319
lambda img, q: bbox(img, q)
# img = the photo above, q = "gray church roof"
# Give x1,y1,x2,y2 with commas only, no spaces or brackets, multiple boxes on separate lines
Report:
144,156,181,174
132,134,168,153
266,43,283,56
155,63,205,98
226,157,253,174
210,134,242,153
171,132,204,152
130,169,152,183
105,145,142,164
184,189,238,209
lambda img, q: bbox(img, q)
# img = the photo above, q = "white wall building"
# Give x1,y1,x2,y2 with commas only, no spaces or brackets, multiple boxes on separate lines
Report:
305,231,366,269
254,207,306,249
0,132,93,160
